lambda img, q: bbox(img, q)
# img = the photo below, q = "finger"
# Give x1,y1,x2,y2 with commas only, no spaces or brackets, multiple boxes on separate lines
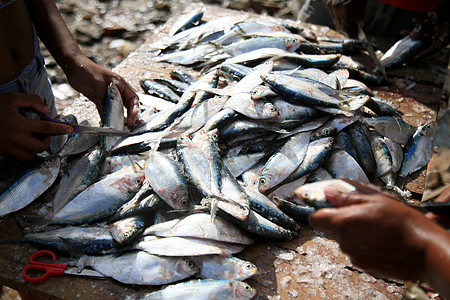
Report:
115,77,139,127
28,119,73,135
324,187,370,207
339,178,381,194
308,207,341,232
12,94,51,115
19,136,51,153
126,95,139,127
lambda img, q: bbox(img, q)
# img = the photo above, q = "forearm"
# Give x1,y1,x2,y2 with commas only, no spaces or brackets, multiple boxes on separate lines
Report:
23,0,83,72
421,223,450,299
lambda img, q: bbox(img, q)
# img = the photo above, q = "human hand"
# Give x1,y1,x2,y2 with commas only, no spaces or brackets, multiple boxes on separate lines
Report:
405,13,450,64
308,179,437,281
0,92,73,161
63,54,139,127
322,0,367,38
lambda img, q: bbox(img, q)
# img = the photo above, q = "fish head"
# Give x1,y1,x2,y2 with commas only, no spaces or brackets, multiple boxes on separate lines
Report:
176,258,199,276
124,172,145,192
262,102,279,119
232,281,258,299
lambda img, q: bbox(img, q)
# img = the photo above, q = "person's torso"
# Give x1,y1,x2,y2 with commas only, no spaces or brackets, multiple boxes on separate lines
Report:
0,0,35,85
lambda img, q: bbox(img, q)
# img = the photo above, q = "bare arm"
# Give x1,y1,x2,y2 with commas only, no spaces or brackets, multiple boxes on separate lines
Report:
304,181,450,298
23,0,139,126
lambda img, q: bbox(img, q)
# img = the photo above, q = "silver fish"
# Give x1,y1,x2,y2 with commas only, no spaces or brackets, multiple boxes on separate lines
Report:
50,167,144,225
0,157,60,217
134,236,245,257
140,279,257,300
192,255,258,281
143,213,253,245
78,251,198,285
144,151,191,210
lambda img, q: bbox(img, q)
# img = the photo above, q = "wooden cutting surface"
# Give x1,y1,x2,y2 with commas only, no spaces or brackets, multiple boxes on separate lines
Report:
0,3,447,299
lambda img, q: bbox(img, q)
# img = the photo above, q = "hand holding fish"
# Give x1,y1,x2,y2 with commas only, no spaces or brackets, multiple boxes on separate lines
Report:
62,54,140,127
405,13,450,64
308,179,450,298
0,92,73,161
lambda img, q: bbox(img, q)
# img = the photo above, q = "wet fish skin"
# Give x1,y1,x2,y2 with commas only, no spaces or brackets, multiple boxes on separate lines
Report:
109,215,148,244
245,187,300,231
145,151,191,210
0,157,61,217
294,179,356,207
53,146,106,214
50,167,145,225
258,131,311,193
273,196,316,224
78,251,199,285
398,123,435,180
139,279,257,300
143,213,253,245
169,9,204,36
280,137,334,187
218,209,297,242
134,236,245,257
347,121,377,175
191,255,258,281
140,79,181,103
324,149,370,183
21,226,117,255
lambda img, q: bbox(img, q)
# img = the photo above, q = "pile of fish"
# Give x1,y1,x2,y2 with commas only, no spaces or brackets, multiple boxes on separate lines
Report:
0,9,436,299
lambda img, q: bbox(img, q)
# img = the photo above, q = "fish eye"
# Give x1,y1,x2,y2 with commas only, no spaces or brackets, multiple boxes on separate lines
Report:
270,107,276,112
260,178,266,185
135,179,142,184
181,199,189,206
244,284,251,291
186,260,194,268
245,263,253,270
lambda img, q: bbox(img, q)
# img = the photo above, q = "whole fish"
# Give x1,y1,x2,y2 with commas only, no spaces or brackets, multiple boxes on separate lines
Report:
262,73,368,111
191,255,258,281
0,157,61,217
143,213,253,245
139,279,257,300
294,179,356,207
50,167,144,225
78,251,198,285
18,226,117,255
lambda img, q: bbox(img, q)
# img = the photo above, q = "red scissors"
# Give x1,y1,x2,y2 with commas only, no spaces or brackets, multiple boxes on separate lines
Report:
23,250,104,283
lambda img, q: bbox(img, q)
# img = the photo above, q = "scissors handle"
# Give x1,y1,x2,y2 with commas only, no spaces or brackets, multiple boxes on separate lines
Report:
23,250,68,283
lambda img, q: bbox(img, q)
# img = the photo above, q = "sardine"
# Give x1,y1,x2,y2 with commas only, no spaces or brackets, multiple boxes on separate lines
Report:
0,157,61,217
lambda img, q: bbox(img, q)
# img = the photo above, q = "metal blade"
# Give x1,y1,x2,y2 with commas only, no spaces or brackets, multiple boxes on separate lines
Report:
64,268,107,278
73,124,131,137
357,24,387,80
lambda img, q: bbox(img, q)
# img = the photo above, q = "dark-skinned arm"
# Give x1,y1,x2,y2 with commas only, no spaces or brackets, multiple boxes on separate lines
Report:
303,180,450,299
23,0,139,126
